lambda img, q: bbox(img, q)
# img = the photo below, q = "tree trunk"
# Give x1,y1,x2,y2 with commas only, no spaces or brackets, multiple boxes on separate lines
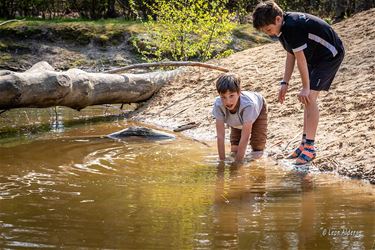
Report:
106,0,117,18
0,61,181,111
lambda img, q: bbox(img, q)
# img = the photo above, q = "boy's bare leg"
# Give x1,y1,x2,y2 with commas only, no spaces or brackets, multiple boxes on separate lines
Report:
288,90,319,159
305,90,320,140
295,90,320,164
303,106,307,137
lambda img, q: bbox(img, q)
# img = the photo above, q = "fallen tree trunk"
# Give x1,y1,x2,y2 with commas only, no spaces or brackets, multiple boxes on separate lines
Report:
0,61,181,110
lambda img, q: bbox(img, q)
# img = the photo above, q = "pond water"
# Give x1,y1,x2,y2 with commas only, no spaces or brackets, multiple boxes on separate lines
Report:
0,108,374,249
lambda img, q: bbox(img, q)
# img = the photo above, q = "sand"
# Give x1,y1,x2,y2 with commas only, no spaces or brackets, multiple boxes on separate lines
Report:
131,9,375,184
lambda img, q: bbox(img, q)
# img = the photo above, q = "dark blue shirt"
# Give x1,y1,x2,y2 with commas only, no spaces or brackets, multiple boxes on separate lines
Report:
278,12,344,66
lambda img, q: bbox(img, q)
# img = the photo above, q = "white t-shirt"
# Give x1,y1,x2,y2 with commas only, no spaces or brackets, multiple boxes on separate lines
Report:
212,91,264,129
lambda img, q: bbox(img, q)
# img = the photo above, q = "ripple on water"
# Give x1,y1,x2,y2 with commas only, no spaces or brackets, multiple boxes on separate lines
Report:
5,241,55,248
0,169,82,200
0,123,374,249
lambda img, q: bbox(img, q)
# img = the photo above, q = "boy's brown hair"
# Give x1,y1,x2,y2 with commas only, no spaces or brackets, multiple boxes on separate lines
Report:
252,1,283,30
216,73,241,94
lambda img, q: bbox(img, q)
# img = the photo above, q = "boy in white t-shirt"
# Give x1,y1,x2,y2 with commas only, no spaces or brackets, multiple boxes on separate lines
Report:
212,73,268,164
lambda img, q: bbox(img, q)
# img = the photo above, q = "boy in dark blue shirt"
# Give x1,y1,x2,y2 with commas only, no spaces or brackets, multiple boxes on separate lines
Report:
252,1,345,164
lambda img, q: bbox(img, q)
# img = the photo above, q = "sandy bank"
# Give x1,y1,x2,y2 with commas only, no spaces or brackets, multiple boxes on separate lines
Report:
132,9,375,184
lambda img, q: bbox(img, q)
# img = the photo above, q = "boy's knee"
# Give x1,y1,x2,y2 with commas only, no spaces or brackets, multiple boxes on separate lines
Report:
251,144,266,152
308,90,320,101
250,136,267,151
306,98,319,109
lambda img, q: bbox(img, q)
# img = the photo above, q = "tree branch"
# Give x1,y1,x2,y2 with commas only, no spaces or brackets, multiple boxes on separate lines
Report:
0,19,25,27
105,61,230,74
0,109,9,115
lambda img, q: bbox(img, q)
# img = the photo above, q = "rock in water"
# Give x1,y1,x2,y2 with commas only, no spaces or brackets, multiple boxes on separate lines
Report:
107,126,176,140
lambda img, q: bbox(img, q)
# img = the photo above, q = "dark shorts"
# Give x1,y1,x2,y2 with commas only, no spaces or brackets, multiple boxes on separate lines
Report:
309,51,345,91
230,99,268,151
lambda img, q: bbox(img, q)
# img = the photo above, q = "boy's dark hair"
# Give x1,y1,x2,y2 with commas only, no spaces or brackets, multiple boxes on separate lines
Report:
216,73,241,94
252,1,283,30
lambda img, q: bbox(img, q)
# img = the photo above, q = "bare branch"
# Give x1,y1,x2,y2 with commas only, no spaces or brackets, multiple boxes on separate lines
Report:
0,19,25,27
173,122,199,132
105,61,230,74
0,109,9,115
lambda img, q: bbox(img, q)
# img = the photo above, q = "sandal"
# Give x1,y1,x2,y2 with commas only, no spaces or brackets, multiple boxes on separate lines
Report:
286,143,305,159
295,145,316,165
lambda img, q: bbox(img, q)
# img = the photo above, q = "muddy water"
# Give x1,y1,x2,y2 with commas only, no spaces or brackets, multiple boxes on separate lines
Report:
0,110,374,249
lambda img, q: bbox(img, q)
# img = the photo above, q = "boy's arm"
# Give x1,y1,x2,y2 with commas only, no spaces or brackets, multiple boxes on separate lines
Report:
294,50,310,105
234,122,252,164
279,52,295,104
283,52,295,82
216,120,226,161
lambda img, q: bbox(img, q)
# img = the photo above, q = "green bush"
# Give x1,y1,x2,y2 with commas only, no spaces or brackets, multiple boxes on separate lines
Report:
135,0,236,61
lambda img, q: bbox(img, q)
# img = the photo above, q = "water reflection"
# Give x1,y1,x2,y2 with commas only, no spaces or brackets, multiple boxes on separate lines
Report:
193,161,374,250
0,105,130,143
209,162,268,249
212,162,266,248
50,107,64,133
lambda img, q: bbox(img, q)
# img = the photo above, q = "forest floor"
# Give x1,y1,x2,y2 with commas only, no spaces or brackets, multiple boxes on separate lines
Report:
131,9,375,184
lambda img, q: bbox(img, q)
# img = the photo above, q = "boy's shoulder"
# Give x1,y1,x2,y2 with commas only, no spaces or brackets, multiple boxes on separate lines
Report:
213,96,224,110
283,12,330,29
241,91,263,99
240,91,264,108
213,95,222,104
283,12,309,29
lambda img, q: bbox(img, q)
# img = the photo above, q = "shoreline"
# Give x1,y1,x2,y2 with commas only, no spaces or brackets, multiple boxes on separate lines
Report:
131,10,375,184
131,114,374,186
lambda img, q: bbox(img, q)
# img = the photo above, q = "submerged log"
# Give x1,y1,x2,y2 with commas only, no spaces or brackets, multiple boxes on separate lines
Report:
0,61,181,110
107,126,176,140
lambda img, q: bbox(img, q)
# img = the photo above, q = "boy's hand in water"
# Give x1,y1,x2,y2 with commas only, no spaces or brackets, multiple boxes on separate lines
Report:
217,160,226,168
231,160,244,167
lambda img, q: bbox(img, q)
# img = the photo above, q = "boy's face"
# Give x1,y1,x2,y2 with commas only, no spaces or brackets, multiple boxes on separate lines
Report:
220,90,240,112
261,15,283,37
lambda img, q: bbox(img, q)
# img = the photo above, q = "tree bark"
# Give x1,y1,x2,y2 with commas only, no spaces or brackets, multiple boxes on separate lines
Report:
0,61,181,110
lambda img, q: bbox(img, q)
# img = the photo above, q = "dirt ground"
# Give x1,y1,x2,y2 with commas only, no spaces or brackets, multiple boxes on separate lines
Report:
132,9,375,184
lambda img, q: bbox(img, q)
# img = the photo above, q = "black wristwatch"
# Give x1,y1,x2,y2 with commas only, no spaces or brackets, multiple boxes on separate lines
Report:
280,80,288,85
